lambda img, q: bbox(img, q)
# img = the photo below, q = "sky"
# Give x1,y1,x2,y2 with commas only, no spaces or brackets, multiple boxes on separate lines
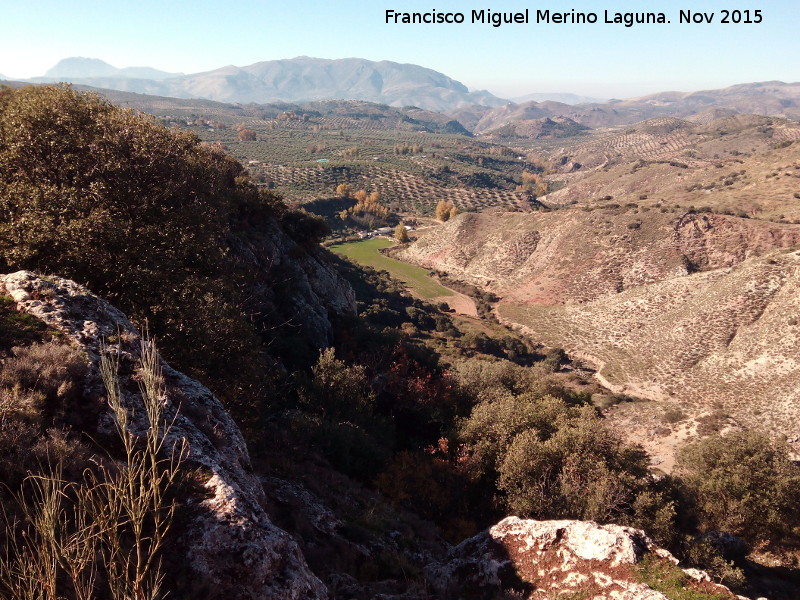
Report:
1,0,798,99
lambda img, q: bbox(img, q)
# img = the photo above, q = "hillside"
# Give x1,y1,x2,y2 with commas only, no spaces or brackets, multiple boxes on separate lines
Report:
497,249,800,452
398,208,800,459
31,56,507,113
1,270,765,599
511,92,605,104
532,114,800,223
3,83,800,598
82,91,533,214
397,209,800,302
471,81,800,133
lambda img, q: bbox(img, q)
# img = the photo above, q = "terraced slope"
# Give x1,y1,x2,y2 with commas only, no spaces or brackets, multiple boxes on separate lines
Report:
539,115,800,221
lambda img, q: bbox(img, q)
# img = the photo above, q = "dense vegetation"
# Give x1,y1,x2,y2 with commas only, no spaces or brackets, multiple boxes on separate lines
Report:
1,85,799,598
0,84,332,418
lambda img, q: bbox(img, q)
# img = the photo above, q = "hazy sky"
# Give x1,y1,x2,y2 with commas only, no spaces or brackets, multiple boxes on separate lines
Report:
2,0,797,99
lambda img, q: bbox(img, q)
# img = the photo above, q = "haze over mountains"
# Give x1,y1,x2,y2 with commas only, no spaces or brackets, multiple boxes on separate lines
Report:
28,56,506,113
11,56,800,128
511,92,605,105
43,57,182,80
464,81,800,133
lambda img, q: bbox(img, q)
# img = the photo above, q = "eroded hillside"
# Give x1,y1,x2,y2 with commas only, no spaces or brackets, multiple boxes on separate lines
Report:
397,209,800,303
399,208,800,460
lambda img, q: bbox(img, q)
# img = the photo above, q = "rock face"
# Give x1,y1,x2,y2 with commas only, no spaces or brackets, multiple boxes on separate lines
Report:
427,517,738,600
231,218,357,349
0,271,329,600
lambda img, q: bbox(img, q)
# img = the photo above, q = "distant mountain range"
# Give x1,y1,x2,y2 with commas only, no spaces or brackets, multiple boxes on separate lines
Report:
462,81,800,133
30,56,507,113
13,57,800,129
44,57,181,80
510,92,605,105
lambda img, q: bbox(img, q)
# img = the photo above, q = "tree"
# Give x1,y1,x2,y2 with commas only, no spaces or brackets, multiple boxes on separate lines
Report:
497,406,650,522
293,348,391,479
394,223,409,243
436,200,457,222
517,170,547,199
336,183,352,198
0,84,279,410
340,190,389,228
237,128,256,141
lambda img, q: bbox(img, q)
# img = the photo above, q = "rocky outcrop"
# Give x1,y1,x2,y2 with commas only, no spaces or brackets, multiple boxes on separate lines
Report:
427,517,740,600
1,271,329,600
231,219,356,349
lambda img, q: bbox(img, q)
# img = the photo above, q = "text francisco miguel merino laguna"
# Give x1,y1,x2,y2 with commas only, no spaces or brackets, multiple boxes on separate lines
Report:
384,8,762,27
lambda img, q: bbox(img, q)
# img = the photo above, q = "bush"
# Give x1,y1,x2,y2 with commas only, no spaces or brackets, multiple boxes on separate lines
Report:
497,406,651,522
299,348,375,424
293,349,394,479
541,347,566,372
459,393,570,479
0,84,288,413
675,431,800,544
280,208,331,247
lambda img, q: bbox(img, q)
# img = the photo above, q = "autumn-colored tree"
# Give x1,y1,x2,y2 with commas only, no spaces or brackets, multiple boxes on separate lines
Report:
392,144,423,155
517,170,547,198
436,200,457,222
237,128,256,141
347,192,388,219
394,223,410,243
449,205,460,220
520,170,541,186
336,183,352,198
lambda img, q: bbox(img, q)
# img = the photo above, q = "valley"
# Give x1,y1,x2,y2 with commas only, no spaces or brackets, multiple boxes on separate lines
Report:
112,76,800,470
4,70,800,599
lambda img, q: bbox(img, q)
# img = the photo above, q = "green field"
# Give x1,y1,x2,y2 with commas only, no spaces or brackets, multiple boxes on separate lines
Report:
330,238,454,299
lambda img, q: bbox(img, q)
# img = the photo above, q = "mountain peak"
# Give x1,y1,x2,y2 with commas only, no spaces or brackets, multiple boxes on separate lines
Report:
43,57,181,81
45,57,119,78
35,56,507,112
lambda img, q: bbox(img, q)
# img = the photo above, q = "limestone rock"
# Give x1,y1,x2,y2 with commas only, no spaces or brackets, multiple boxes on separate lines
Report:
1,271,329,600
230,218,356,349
426,516,739,600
